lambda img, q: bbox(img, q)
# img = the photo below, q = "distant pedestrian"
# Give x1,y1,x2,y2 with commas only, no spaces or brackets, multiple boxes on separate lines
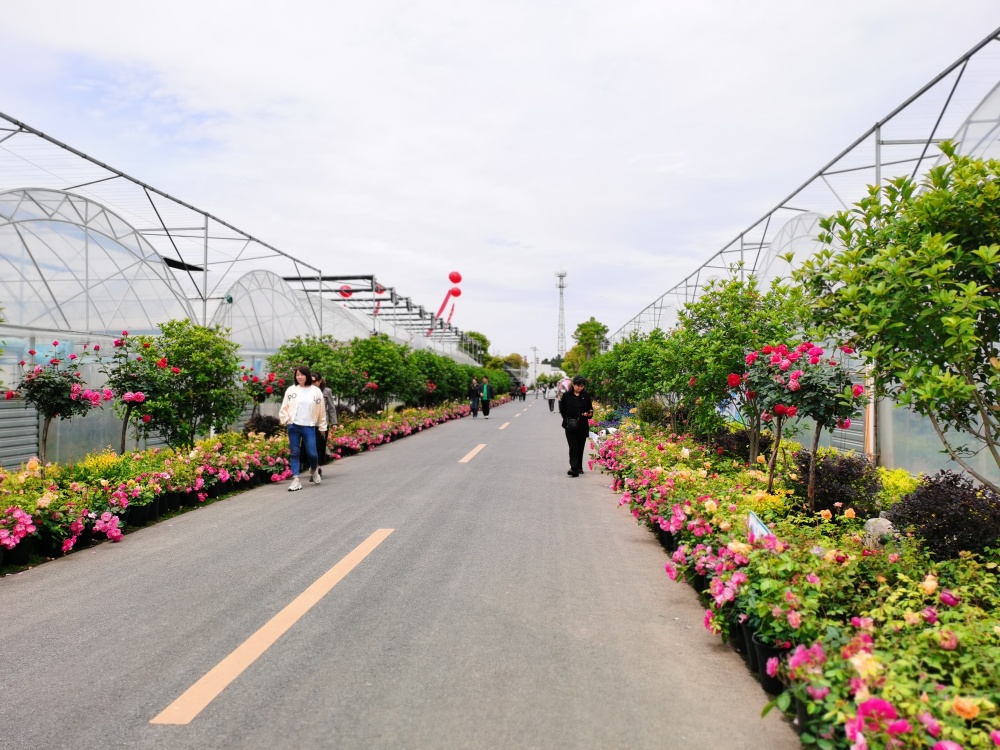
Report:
278,366,328,491
480,376,496,419
313,374,338,478
520,384,527,401
468,376,481,418
545,384,557,412
559,375,593,477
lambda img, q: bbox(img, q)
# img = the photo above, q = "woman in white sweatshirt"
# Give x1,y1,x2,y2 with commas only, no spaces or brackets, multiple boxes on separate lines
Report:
278,366,328,491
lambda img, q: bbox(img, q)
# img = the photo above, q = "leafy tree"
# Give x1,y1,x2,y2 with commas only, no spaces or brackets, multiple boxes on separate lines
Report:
504,353,528,371
464,331,490,361
548,354,564,370
674,269,807,437
268,335,343,389
101,331,183,453
573,317,609,360
561,344,587,376
483,355,507,371
348,334,409,412
143,319,245,450
796,144,1000,492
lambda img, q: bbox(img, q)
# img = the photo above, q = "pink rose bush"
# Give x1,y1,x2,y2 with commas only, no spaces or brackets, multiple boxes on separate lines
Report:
593,416,1000,747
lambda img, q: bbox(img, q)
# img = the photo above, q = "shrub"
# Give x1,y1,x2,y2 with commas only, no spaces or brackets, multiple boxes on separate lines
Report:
788,448,881,518
885,470,1000,560
877,466,920,509
711,424,773,462
243,414,282,439
634,397,667,426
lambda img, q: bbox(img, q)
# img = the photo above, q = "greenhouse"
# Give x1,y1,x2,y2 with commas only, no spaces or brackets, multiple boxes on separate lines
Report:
609,26,1000,484
0,115,480,465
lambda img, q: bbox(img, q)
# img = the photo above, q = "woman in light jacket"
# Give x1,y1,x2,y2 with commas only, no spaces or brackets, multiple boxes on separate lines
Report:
545,384,558,412
278,366,328,491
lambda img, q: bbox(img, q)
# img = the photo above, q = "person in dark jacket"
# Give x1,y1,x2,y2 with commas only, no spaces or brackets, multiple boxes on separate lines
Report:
480,376,496,419
559,375,594,477
468,377,481,418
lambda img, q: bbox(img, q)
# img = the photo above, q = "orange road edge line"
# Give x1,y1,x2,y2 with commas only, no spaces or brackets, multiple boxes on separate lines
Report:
498,422,510,430
150,528,395,726
459,443,486,463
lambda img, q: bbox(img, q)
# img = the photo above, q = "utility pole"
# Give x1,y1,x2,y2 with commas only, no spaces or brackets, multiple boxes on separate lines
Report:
530,345,539,388
556,270,567,357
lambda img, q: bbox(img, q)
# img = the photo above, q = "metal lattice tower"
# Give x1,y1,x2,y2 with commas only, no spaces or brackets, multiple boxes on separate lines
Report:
555,270,567,356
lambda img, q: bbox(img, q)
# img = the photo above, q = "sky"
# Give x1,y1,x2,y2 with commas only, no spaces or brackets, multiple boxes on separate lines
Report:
2,1,1000,359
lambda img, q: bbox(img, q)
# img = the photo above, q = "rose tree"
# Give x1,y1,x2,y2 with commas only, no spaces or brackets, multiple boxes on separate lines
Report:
5,342,112,465
745,343,866,506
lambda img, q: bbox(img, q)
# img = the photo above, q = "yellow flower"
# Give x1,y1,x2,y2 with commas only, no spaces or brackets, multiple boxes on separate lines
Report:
719,521,731,531
953,696,980,720
756,455,766,464
25,457,40,472
703,499,718,513
903,611,921,626
680,448,691,459
819,509,832,520
849,651,883,680
728,541,752,556
844,508,856,519
788,473,798,480
921,574,939,595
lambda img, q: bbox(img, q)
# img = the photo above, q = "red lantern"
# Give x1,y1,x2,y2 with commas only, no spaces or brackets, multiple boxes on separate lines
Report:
375,284,385,294
339,285,352,299
448,271,462,284
450,286,462,297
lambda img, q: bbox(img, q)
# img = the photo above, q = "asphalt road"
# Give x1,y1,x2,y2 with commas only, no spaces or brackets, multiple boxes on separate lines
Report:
0,399,799,750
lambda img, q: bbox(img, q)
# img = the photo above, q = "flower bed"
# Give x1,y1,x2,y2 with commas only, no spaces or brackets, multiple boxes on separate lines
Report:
594,419,1000,750
0,400,480,571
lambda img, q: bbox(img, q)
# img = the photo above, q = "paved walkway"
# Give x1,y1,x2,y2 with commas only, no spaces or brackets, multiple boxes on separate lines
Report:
0,399,799,749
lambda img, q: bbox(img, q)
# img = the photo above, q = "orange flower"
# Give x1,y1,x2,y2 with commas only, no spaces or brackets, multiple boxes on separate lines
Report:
844,508,856,519
820,509,832,520
953,696,979,720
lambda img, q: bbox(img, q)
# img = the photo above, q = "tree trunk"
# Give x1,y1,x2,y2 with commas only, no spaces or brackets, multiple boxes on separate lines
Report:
119,402,134,455
807,423,823,513
40,416,51,468
765,417,783,493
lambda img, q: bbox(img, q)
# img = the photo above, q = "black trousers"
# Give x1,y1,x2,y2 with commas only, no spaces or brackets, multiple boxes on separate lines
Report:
565,428,588,473
548,399,555,412
482,400,491,417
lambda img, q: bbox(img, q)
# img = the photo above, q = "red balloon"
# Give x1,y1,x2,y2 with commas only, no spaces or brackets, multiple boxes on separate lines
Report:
448,271,462,284
450,286,462,297
339,285,352,299
375,284,385,294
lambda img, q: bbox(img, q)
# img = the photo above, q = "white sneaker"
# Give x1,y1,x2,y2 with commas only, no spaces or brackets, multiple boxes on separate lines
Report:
288,477,302,492
313,471,322,485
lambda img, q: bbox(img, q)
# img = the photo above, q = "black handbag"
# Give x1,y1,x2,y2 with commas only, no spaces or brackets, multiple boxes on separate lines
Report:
566,418,579,430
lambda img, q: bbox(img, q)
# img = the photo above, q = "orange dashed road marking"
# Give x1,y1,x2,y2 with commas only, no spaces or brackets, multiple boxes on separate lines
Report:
459,444,487,463
150,528,394,725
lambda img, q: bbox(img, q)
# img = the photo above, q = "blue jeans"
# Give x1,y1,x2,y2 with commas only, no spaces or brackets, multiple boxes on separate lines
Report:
288,423,318,476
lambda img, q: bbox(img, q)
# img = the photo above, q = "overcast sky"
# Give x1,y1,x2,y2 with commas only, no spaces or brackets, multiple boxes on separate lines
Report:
2,2,1000,358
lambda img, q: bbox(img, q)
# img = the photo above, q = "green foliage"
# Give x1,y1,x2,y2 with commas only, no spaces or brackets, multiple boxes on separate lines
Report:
675,269,808,438
877,466,920,508
796,144,1000,492
143,319,245,450
788,448,882,518
634,397,667,427
572,317,609,360
268,335,344,392
561,344,586,376
464,331,490,360
101,331,185,453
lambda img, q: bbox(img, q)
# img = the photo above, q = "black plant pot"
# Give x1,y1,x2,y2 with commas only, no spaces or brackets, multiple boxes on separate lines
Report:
5,536,37,566
164,492,182,512
691,573,708,594
752,632,790,695
795,697,813,735
180,491,199,507
127,504,150,528
740,620,760,673
728,617,747,657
